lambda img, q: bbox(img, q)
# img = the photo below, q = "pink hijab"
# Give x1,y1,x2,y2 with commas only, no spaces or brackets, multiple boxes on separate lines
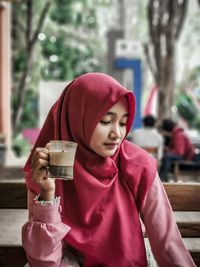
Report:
24,73,156,266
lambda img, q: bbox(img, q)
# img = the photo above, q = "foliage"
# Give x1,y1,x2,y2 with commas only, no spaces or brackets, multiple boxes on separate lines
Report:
50,0,97,28
12,133,31,157
40,31,102,81
176,93,198,122
193,115,200,130
11,0,53,132
40,0,103,80
11,0,107,137
20,89,38,128
176,65,200,130
188,66,200,85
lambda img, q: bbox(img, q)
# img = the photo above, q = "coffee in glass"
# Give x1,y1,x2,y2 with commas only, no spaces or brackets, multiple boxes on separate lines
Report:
49,140,77,180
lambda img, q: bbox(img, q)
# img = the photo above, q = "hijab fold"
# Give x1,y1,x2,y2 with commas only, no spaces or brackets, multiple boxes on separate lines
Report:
24,73,156,267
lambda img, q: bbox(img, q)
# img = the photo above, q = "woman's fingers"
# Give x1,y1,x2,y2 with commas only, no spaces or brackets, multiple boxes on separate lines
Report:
32,147,49,160
31,147,49,180
31,148,49,167
45,143,50,149
31,145,56,193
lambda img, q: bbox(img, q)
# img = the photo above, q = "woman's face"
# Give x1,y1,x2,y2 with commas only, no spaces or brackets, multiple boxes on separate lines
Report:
90,98,128,158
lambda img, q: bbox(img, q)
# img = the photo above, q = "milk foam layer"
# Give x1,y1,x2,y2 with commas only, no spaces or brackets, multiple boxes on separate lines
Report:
50,151,75,166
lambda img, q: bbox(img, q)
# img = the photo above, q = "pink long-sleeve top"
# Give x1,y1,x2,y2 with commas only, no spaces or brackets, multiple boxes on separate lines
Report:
22,174,196,267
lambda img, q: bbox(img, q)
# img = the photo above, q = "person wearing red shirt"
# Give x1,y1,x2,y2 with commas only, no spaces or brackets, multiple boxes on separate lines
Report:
159,119,195,181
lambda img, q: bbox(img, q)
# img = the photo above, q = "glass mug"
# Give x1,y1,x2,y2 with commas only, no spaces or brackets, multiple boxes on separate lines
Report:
48,140,77,180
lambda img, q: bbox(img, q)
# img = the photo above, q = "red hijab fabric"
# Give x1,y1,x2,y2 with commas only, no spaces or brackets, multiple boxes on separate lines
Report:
24,73,156,267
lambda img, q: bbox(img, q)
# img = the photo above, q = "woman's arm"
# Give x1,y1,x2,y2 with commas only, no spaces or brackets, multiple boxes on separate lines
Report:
140,174,196,267
22,190,71,267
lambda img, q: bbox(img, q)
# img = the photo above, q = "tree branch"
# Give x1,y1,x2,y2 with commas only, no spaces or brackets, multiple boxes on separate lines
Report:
30,0,53,48
175,0,188,39
26,0,32,50
143,43,159,83
147,0,154,42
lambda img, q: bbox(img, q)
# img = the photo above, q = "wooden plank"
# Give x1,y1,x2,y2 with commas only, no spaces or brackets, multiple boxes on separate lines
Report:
0,241,198,267
0,181,199,211
178,222,200,237
183,238,200,253
0,167,24,180
163,183,200,211
190,253,200,267
0,181,27,209
0,209,28,246
0,181,199,212
0,246,27,267
174,212,200,237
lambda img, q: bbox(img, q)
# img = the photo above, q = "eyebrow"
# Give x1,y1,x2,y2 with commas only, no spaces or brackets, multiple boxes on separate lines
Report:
105,111,129,117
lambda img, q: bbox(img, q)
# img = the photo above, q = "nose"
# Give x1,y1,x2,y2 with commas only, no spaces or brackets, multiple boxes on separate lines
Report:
109,124,121,140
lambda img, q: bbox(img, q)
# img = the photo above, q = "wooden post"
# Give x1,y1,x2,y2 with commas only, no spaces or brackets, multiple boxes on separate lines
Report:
0,2,12,148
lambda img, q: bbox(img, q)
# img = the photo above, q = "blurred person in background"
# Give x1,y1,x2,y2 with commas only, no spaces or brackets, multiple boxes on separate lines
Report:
159,118,195,181
129,115,163,161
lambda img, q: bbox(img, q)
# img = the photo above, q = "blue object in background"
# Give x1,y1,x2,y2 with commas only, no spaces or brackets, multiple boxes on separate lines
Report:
115,58,142,129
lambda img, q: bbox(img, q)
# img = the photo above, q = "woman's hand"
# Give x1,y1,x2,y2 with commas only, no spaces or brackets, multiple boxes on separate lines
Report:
31,144,55,200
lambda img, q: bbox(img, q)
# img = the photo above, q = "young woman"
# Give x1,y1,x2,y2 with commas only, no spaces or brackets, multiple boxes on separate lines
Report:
22,73,196,267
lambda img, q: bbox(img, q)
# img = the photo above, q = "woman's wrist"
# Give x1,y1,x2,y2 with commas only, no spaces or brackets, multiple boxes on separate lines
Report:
39,189,55,201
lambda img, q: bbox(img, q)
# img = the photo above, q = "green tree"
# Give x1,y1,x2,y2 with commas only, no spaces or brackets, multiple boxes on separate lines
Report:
11,0,108,134
40,0,102,81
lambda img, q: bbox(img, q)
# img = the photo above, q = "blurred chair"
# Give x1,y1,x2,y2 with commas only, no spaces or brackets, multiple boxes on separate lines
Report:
142,146,159,161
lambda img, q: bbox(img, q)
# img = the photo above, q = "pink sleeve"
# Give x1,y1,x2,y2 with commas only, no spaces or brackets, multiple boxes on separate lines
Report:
141,174,196,267
22,190,71,267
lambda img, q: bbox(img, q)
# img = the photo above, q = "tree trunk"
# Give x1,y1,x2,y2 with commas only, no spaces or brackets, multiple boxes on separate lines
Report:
158,54,175,119
145,0,188,122
12,0,52,132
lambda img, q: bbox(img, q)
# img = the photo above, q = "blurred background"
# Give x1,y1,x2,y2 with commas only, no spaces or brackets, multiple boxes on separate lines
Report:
0,0,200,172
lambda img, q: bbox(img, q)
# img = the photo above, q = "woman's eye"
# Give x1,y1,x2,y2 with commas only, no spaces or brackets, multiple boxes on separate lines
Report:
100,120,111,125
120,122,127,127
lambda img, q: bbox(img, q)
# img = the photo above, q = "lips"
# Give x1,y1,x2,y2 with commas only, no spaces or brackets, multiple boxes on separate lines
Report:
105,143,118,146
104,143,119,149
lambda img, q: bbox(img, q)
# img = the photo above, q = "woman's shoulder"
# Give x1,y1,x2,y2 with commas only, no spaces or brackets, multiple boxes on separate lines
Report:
122,140,153,161
121,140,157,172
120,140,157,210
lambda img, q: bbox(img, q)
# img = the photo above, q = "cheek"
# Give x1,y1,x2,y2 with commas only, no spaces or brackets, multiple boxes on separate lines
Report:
121,127,127,140
90,126,103,148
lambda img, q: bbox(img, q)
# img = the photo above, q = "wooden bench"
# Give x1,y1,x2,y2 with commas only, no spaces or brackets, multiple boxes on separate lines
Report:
0,180,199,266
0,180,27,267
163,182,200,266
172,143,200,181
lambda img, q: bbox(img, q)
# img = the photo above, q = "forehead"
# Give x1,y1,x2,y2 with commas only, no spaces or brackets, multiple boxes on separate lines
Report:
106,97,128,114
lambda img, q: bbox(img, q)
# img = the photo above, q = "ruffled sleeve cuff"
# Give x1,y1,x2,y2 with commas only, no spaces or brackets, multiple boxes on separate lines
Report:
32,196,66,224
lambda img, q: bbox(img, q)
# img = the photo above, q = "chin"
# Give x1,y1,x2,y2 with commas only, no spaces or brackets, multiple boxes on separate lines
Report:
103,150,116,158
95,148,117,158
